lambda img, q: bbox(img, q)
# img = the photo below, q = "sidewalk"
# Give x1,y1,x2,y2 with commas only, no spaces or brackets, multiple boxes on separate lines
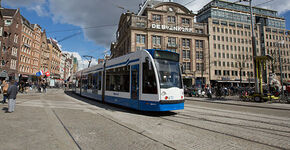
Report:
0,88,64,98
186,96,290,111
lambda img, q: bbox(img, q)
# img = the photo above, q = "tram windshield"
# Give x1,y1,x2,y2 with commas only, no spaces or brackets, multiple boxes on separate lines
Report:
154,59,182,89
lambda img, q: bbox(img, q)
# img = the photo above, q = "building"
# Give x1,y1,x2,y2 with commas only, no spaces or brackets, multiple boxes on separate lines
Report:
18,16,34,79
0,6,5,79
71,55,78,74
196,0,289,86
111,1,209,86
60,52,72,80
47,38,61,79
39,30,50,72
31,24,41,73
0,8,22,81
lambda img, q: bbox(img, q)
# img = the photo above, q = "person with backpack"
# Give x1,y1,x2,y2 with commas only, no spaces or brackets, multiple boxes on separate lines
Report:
2,80,9,104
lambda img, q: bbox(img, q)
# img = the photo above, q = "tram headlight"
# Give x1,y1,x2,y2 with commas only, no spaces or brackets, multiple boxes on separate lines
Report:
161,91,166,96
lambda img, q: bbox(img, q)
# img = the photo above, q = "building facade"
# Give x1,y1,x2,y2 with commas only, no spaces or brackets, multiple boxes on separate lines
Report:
197,0,289,86
111,1,209,86
19,16,34,77
47,38,61,79
0,8,22,80
40,30,50,72
31,24,41,73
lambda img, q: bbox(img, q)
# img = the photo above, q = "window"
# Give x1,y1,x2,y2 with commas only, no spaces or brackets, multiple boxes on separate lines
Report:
182,39,190,47
153,14,161,21
152,36,161,45
5,19,12,26
0,27,2,37
106,66,130,92
167,16,175,23
195,40,204,48
196,63,204,71
196,51,203,59
183,62,191,71
136,34,145,44
182,50,190,59
136,22,145,28
143,61,157,94
182,18,190,24
168,37,176,47
14,34,18,43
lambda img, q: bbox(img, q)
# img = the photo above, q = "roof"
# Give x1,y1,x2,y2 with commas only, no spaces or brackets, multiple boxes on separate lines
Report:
1,8,17,17
21,15,34,29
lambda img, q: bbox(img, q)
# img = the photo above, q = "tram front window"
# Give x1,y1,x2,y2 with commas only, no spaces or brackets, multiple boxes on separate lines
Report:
154,59,182,89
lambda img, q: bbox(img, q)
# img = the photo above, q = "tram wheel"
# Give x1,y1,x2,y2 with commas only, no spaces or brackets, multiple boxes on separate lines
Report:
254,96,261,102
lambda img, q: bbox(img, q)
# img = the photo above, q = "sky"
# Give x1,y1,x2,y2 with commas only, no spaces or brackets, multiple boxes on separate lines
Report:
3,0,290,70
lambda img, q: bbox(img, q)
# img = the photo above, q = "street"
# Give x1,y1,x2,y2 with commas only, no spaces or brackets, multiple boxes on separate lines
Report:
0,89,290,150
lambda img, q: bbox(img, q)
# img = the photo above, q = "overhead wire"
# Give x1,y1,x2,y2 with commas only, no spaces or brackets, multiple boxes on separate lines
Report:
254,0,275,7
46,24,118,33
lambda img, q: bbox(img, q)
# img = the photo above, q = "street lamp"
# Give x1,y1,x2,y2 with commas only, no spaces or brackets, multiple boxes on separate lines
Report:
240,0,259,93
277,41,285,97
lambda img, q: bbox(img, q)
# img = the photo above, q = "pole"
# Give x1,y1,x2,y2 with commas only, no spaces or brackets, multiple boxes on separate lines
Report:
278,43,284,97
249,0,259,93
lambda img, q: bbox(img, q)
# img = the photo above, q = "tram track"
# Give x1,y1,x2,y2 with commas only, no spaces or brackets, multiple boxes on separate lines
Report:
185,105,290,122
185,98,290,111
174,113,290,138
182,108,290,128
159,114,289,150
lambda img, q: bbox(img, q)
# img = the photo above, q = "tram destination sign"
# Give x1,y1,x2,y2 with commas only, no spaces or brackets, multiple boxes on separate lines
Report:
151,24,193,32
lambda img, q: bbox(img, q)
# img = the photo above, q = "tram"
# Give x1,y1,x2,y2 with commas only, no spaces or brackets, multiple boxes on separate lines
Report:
74,49,184,111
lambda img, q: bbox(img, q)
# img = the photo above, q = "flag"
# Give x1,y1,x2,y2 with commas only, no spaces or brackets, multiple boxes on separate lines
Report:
36,70,43,77
45,71,50,77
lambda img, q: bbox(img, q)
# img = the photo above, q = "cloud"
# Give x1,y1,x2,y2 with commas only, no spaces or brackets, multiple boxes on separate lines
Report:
3,0,46,8
62,51,98,71
4,0,290,49
48,0,139,48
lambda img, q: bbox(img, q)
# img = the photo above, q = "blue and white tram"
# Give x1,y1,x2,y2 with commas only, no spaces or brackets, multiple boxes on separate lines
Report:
74,49,184,111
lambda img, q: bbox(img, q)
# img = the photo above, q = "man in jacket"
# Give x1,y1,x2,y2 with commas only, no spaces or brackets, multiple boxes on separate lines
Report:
7,80,18,113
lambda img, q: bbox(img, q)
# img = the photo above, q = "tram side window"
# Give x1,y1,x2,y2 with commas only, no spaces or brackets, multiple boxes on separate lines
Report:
88,73,93,89
98,72,102,90
81,75,88,90
92,73,98,93
142,62,157,94
106,66,129,92
76,76,80,88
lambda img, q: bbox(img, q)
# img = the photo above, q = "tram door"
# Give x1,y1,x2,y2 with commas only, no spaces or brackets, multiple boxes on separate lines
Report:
131,64,139,101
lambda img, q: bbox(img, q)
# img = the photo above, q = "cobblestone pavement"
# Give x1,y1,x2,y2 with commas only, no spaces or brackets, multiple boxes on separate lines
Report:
0,89,289,150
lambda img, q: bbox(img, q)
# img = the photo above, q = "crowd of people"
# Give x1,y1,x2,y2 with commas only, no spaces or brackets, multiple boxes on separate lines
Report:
0,79,48,113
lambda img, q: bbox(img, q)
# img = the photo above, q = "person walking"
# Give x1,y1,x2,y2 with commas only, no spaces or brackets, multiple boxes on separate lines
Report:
2,80,9,104
7,80,18,113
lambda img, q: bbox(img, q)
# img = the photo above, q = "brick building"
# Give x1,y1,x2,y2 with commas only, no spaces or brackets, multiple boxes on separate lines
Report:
40,30,50,72
47,38,61,79
19,16,34,78
111,1,209,86
0,8,22,80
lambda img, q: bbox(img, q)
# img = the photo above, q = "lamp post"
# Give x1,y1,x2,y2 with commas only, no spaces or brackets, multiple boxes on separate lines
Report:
240,0,259,93
277,41,285,97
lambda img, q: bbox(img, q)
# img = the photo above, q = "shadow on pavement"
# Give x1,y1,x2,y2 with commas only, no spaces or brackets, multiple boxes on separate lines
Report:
2,107,8,113
64,91,177,117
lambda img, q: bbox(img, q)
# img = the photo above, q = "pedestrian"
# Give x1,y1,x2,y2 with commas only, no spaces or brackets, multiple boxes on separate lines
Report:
42,80,47,93
7,80,18,113
1,80,9,104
